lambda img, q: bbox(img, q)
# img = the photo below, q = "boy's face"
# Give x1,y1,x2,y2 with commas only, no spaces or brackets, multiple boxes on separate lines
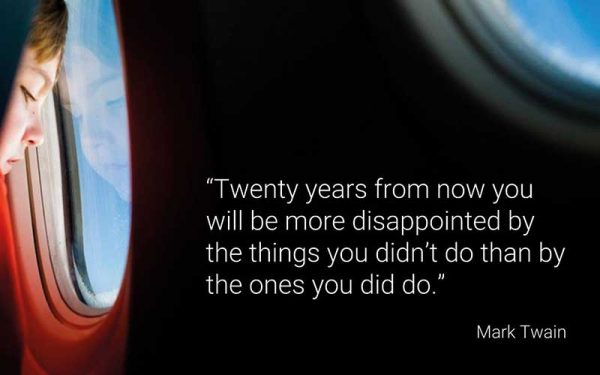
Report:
0,47,60,175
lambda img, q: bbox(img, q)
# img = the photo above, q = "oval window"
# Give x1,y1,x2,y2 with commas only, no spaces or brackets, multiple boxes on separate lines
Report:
388,0,600,152
58,0,131,309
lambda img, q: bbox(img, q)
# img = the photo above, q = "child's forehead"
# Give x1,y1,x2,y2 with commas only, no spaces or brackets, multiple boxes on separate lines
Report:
20,47,60,82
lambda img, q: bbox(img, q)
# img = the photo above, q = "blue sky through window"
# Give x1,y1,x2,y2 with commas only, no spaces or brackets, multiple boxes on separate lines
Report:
62,0,131,307
505,0,600,85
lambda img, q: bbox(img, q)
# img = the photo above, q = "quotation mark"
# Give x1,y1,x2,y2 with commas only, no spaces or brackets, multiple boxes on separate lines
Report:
430,273,445,295
207,177,214,185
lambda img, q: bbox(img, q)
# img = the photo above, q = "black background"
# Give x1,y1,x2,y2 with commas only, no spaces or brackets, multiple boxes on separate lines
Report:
126,0,599,371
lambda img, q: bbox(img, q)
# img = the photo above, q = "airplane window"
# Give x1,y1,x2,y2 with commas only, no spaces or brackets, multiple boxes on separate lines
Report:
58,0,131,309
503,0,600,87
395,0,600,150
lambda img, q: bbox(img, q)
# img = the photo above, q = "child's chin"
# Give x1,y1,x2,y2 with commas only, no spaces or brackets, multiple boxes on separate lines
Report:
1,162,12,175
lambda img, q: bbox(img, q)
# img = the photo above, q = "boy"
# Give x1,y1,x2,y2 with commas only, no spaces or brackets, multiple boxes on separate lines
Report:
0,0,68,175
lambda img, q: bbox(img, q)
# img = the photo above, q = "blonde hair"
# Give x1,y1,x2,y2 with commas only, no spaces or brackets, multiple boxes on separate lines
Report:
27,0,68,63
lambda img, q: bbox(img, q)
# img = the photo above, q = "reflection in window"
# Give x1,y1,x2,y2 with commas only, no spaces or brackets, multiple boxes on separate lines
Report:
498,0,600,86
60,0,130,308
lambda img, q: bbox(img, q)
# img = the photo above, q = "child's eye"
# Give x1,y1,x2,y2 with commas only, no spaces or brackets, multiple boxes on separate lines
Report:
20,85,37,103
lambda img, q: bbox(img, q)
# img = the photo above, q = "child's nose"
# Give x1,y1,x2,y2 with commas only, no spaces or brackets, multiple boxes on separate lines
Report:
23,113,44,147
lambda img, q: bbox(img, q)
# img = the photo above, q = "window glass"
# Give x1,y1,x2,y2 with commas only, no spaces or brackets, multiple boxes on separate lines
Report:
60,0,131,308
502,0,600,86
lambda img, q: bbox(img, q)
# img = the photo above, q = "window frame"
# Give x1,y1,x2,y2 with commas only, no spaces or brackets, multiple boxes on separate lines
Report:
397,0,600,154
8,83,111,320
